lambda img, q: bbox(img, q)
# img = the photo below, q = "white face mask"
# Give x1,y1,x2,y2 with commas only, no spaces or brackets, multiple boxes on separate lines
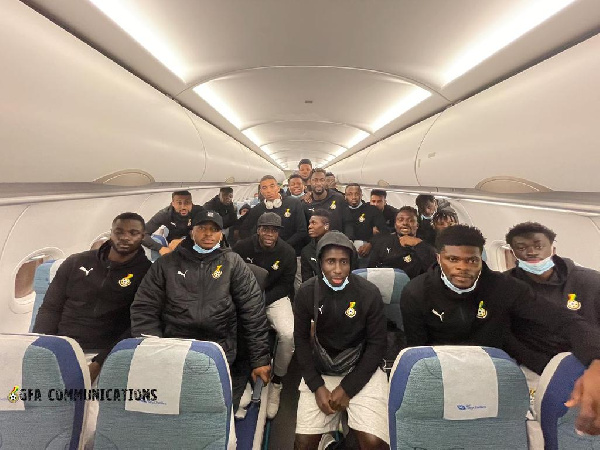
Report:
322,272,349,291
193,242,221,254
517,255,555,275
421,214,434,221
440,267,480,294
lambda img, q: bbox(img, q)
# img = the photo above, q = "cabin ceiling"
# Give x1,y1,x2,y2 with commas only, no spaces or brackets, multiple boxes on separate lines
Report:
23,0,600,171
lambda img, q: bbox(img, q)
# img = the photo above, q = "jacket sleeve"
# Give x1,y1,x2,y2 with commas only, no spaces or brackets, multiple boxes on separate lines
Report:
285,202,308,249
130,262,167,337
32,256,75,334
92,327,132,366
230,255,271,368
300,248,313,282
142,210,168,251
239,207,259,240
400,280,430,346
265,250,297,304
368,239,383,268
224,207,238,230
503,331,551,375
343,206,356,240
371,209,388,240
293,284,325,392
340,287,387,398
509,282,600,366
414,241,438,272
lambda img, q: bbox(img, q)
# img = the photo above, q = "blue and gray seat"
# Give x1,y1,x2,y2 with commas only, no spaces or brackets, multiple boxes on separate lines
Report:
30,259,65,332
534,352,600,449
389,346,530,450
0,333,90,450
94,337,233,449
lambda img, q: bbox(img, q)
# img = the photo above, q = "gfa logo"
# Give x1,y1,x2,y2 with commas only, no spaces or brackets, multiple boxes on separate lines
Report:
212,265,223,279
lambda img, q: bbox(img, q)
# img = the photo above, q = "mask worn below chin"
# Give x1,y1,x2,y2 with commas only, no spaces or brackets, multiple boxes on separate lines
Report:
322,272,349,291
440,268,480,294
348,203,362,210
264,197,283,209
193,242,221,254
290,193,304,199
517,256,555,275
421,214,434,221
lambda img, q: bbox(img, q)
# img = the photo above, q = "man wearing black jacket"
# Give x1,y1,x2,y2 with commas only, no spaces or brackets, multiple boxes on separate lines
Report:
142,190,204,256
370,189,398,233
401,224,600,435
294,231,388,449
415,194,437,246
203,187,237,230
344,183,387,266
233,212,296,419
369,206,437,278
131,210,271,410
300,209,330,282
240,175,307,256
504,222,600,374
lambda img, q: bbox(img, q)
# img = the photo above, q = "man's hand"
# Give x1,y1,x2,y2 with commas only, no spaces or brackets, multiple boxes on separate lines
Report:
89,361,101,383
329,386,350,411
358,242,372,257
565,360,600,435
251,365,271,385
158,247,172,256
399,236,422,247
302,192,313,204
315,386,335,415
168,238,183,251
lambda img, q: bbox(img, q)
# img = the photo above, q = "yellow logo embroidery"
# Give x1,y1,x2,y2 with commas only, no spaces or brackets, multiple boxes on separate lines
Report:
8,386,20,403
272,260,280,270
476,301,488,319
403,254,412,263
566,293,581,311
345,301,357,318
212,265,223,279
358,213,365,223
284,208,291,218
188,219,192,227
330,200,337,210
118,274,133,287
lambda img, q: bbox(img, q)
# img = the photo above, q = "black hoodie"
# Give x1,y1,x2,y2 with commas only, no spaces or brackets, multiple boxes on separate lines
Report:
343,201,388,243
505,255,600,373
401,264,600,371
33,241,151,365
203,195,238,229
303,189,353,237
142,204,205,251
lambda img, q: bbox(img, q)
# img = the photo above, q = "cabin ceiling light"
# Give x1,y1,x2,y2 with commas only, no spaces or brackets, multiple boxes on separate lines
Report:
442,0,576,84
243,130,263,147
194,84,243,129
460,198,596,215
370,89,432,132
346,131,370,149
89,0,188,81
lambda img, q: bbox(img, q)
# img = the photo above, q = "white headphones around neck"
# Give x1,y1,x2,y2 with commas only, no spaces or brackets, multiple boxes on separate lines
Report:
264,198,283,209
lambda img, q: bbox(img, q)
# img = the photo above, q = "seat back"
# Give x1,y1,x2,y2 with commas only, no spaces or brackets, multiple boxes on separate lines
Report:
534,352,600,449
149,234,169,262
30,259,65,331
0,333,89,450
352,268,409,330
389,346,529,450
246,263,269,292
94,337,233,449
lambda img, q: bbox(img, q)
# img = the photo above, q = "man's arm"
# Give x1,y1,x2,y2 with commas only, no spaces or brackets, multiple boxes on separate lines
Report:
142,209,169,252
503,331,550,375
342,206,355,240
265,251,297,304
339,288,387,398
284,202,308,249
229,256,271,368
223,206,238,230
239,206,260,240
400,281,430,346
371,208,388,240
300,249,313,282
130,262,167,337
367,239,383,268
413,241,438,272
32,257,74,334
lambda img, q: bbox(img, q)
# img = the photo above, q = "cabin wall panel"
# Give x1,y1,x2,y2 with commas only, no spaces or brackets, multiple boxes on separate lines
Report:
329,151,368,185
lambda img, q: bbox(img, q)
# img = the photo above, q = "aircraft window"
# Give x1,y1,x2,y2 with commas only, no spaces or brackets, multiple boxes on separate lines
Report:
502,244,517,271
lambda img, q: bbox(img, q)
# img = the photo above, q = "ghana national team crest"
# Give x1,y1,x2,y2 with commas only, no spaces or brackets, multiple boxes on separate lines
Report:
330,200,337,210
212,265,223,279
118,274,133,287
403,254,412,263
284,208,291,218
187,218,192,226
476,301,488,319
272,260,280,270
566,293,581,311
345,301,357,318
358,213,365,223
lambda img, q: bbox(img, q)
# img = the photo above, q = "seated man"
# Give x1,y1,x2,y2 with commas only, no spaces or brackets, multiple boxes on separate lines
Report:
505,222,600,374
233,212,296,418
33,212,151,378
325,172,343,195
142,190,204,256
131,210,271,410
369,206,437,279
287,174,306,199
431,209,459,235
370,189,398,233
400,224,600,435
294,231,388,450
344,183,388,266
203,187,238,231
415,194,437,246
300,209,330,282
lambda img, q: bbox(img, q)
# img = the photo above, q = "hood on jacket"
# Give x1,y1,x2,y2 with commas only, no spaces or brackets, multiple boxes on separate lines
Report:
316,231,359,271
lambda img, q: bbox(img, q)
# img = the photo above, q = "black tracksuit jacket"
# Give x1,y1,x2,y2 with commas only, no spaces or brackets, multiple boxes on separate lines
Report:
369,233,437,279
416,217,436,246
300,239,319,282
505,256,600,373
130,238,271,368
303,190,353,237
344,202,388,243
294,274,386,398
203,195,238,229
33,241,151,365
401,264,600,370
233,236,297,305
142,204,205,251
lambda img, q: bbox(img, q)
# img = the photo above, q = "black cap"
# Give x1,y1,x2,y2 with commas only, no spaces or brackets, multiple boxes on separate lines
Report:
192,210,223,229
257,212,282,228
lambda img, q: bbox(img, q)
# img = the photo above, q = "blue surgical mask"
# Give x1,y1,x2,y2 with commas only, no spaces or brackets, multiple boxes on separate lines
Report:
348,203,362,210
193,242,221,254
290,193,304,199
322,272,349,291
440,268,479,294
517,256,555,275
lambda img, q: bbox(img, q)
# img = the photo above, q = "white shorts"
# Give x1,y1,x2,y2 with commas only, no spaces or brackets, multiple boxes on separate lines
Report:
296,369,389,444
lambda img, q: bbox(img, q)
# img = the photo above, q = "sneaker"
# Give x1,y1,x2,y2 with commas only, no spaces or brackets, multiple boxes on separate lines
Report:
266,382,283,419
234,383,252,419
318,433,337,450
